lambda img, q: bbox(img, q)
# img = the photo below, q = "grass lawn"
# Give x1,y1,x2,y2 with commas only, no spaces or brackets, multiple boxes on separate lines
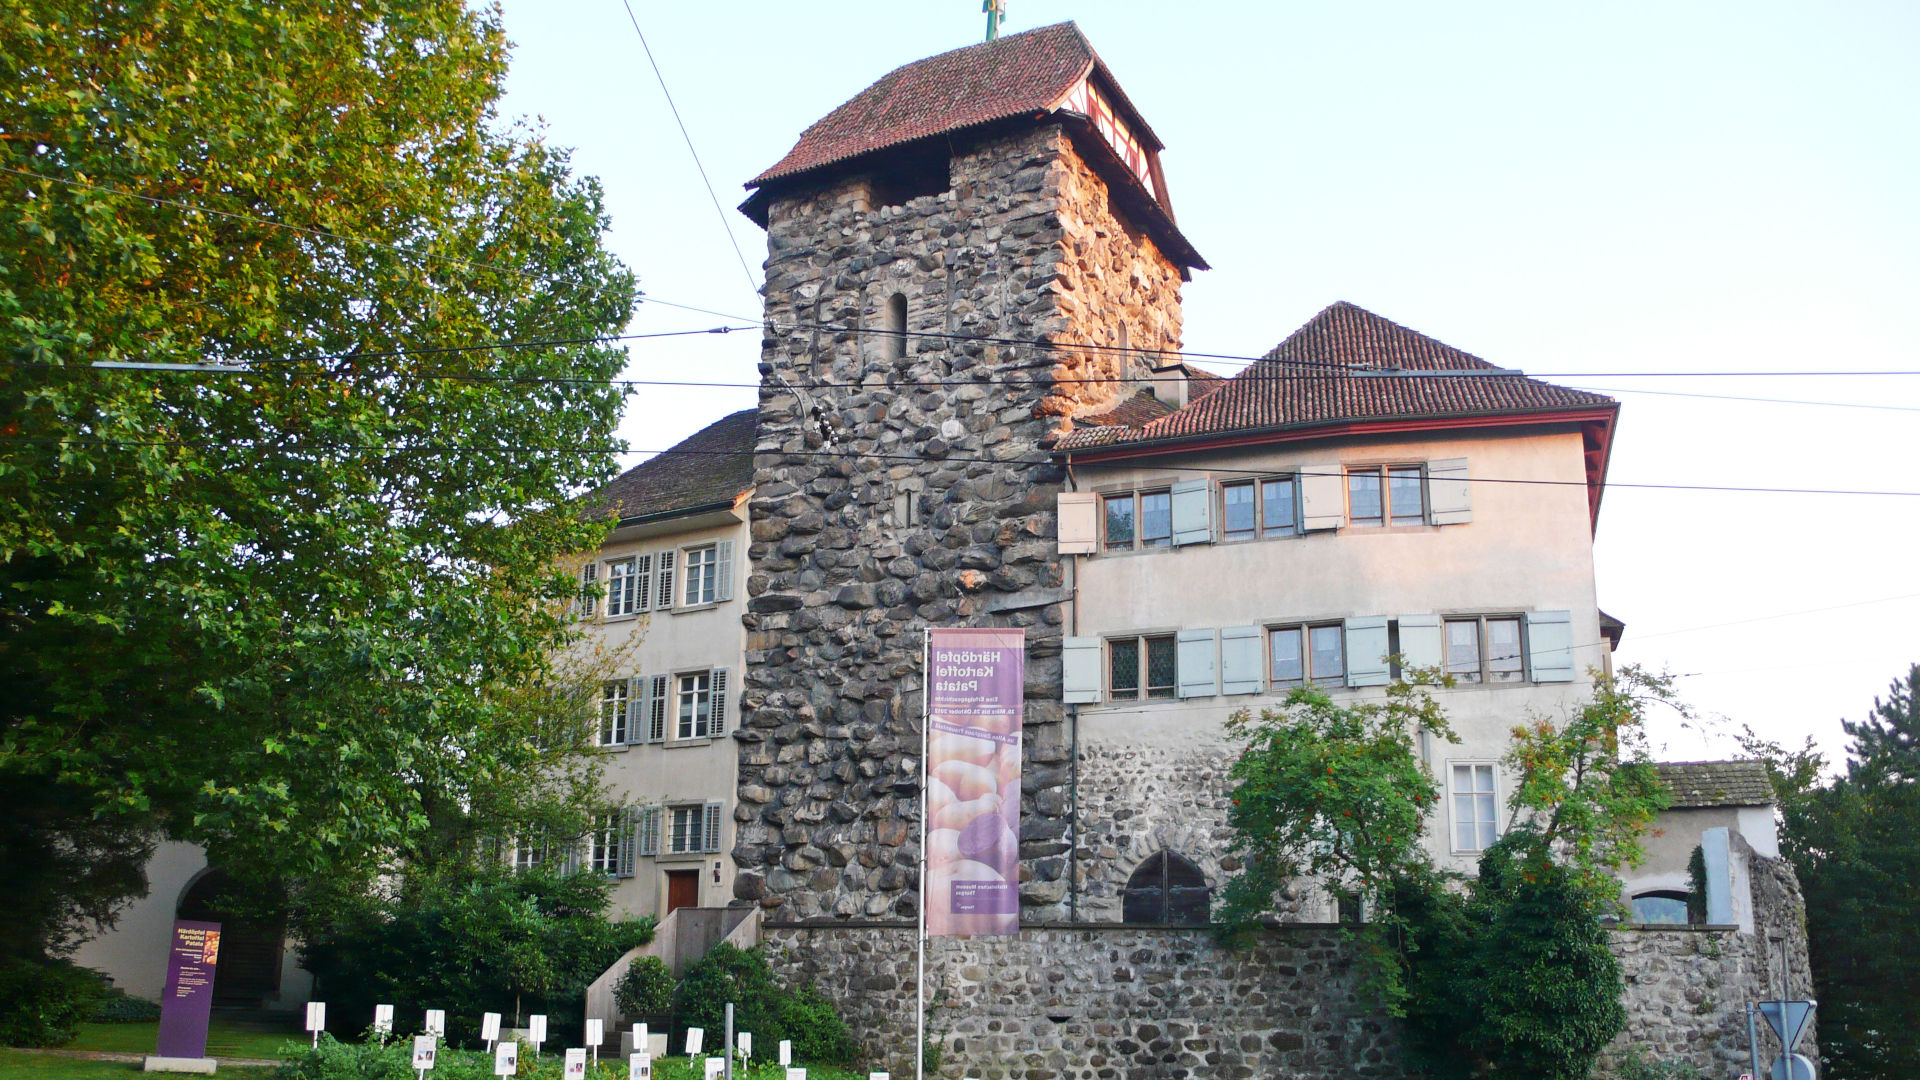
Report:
0,1051,276,1080
63,1020,304,1060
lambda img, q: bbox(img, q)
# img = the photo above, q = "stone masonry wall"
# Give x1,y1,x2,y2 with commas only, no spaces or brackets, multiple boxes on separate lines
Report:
737,122,1186,922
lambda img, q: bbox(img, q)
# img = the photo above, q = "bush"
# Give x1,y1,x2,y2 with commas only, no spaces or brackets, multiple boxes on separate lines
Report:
295,865,654,1046
276,1036,863,1080
671,945,855,1065
1609,1048,1709,1079
0,958,107,1047
91,983,163,1023
613,955,674,1019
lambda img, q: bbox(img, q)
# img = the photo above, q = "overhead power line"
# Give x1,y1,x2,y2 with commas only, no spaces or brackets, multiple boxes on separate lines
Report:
7,436,1920,499
614,0,761,298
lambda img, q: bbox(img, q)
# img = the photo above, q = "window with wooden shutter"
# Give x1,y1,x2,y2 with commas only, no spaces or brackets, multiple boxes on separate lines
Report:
1526,610,1575,682
1062,637,1101,703
638,806,661,857
605,557,637,616
1170,479,1213,546
633,553,653,613
577,563,599,619
655,549,676,610
1344,616,1391,687
599,681,629,746
648,675,669,741
715,540,735,602
1176,629,1218,697
1299,465,1344,531
709,668,730,733
1219,626,1263,695
703,801,724,854
1057,492,1098,555
1428,458,1472,525
617,808,638,877
1396,615,1444,677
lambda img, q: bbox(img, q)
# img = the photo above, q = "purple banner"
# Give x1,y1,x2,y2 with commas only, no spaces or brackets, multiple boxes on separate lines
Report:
156,920,221,1058
925,628,1024,936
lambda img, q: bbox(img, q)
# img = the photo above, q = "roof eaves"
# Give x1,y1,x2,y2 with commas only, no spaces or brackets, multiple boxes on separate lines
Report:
1056,403,1619,459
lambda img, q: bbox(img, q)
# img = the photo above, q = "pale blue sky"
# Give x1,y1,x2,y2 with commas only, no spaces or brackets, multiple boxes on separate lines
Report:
496,1,1920,765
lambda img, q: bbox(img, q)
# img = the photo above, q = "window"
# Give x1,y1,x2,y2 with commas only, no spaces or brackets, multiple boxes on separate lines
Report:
1101,490,1172,550
1108,635,1177,700
676,672,712,739
606,558,637,616
599,681,629,746
1122,851,1210,926
666,802,724,855
682,546,717,606
884,292,907,362
1631,891,1694,925
1219,477,1299,542
1452,764,1499,851
512,835,548,872
1268,623,1344,688
1444,615,1525,683
589,811,622,875
1347,465,1426,527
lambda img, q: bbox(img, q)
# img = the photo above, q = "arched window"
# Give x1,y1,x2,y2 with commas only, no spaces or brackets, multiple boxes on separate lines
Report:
884,292,908,362
1123,850,1210,926
1630,890,1693,925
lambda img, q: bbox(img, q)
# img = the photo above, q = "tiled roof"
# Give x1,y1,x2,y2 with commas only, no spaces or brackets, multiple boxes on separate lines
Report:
1055,302,1616,451
749,23,1101,187
1078,389,1175,428
1654,760,1776,809
588,409,757,523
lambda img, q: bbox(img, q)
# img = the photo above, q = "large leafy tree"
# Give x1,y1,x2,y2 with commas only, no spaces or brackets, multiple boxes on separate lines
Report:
0,0,634,973
1749,665,1920,1079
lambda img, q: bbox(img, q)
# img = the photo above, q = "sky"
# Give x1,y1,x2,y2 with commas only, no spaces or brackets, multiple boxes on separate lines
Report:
492,1,1920,767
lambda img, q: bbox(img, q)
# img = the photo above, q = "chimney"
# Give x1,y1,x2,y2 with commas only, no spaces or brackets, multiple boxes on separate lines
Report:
1150,361,1189,410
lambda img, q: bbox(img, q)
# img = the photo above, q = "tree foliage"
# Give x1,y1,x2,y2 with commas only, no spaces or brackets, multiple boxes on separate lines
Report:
0,0,635,966
1748,664,1920,1079
295,865,653,1046
1221,667,1673,1078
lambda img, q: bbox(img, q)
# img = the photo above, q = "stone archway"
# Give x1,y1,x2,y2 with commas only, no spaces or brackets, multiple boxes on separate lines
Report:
1121,850,1212,926
176,869,286,1007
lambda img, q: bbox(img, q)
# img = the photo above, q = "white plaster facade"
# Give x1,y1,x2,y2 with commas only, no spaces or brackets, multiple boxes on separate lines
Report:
1063,421,1615,888
569,498,749,920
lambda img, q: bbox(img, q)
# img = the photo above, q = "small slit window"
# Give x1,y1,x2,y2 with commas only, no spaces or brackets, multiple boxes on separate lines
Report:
885,293,907,362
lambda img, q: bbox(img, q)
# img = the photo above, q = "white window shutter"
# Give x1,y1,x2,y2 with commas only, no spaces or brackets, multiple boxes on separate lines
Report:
703,801,724,854
1397,615,1443,676
1429,458,1472,525
715,540,735,602
1170,479,1214,546
710,668,730,733
1057,492,1098,555
647,675,668,742
656,550,676,610
1219,626,1263,695
578,563,599,619
1345,616,1391,687
1176,629,1218,698
1527,610,1575,682
1062,637,1102,704
617,808,637,877
634,553,653,613
639,806,661,856
625,676,646,745
1299,465,1344,531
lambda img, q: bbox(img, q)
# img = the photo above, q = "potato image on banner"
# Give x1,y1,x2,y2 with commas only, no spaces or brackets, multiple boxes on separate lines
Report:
933,758,998,801
933,790,1002,831
930,731,996,765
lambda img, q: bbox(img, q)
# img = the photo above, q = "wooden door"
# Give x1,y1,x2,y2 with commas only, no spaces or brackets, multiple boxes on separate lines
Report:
666,870,699,915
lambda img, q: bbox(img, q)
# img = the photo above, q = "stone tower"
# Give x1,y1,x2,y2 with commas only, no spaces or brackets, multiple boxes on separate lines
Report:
734,22,1206,921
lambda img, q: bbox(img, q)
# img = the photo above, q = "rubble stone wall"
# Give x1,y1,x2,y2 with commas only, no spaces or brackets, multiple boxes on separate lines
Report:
737,122,1184,922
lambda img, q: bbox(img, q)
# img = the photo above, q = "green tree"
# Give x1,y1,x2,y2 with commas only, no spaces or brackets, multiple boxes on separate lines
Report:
1754,664,1920,1079
0,0,635,983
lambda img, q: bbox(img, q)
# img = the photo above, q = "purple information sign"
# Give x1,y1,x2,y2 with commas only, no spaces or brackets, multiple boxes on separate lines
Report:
156,920,221,1058
925,627,1024,936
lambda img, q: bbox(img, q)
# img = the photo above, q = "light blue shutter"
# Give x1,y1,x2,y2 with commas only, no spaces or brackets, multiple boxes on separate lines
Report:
1345,616,1391,687
703,801,724,853
1397,615,1443,677
709,668,730,734
1527,610,1575,682
1219,626,1263,695
617,808,637,877
638,807,661,856
1299,465,1344,531
1177,629,1218,698
1170,479,1214,545
1062,637,1102,704
624,676,645,745
1428,458,1472,525
715,541,736,602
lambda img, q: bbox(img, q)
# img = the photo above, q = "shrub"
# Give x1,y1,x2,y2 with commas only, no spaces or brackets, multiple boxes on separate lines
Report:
671,945,855,1064
91,983,163,1023
613,955,674,1019
0,958,107,1047
1609,1048,1709,1079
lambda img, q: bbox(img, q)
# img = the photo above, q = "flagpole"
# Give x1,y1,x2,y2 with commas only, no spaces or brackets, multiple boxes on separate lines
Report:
916,628,930,1080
